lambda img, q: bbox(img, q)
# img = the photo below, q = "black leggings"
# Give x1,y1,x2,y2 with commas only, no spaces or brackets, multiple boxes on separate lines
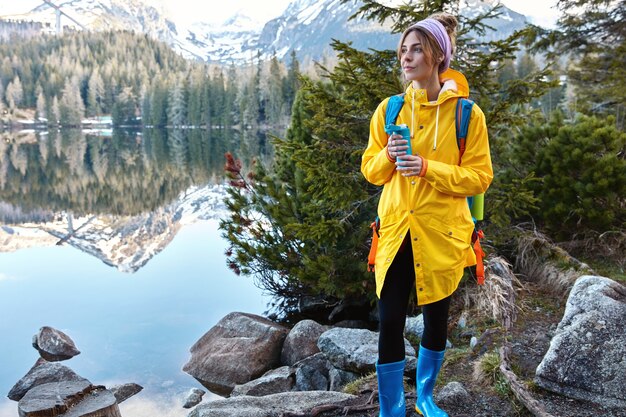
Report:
378,233,451,364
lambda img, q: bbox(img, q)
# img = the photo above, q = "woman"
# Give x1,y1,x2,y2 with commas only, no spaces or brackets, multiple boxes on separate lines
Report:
361,13,493,417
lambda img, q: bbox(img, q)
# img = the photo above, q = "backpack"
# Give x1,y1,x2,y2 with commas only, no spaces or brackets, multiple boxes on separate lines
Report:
367,94,486,284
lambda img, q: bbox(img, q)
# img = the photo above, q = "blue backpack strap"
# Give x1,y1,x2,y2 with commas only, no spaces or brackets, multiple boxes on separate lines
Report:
455,98,474,163
455,98,475,217
385,93,405,126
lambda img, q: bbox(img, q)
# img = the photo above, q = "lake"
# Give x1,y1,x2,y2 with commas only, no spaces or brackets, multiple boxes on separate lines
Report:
0,128,275,416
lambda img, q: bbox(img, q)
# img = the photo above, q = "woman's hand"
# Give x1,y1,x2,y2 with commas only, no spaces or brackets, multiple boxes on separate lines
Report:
387,134,409,160
395,154,423,177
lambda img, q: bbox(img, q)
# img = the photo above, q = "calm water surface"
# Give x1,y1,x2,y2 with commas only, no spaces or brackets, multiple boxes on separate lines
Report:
0,128,274,416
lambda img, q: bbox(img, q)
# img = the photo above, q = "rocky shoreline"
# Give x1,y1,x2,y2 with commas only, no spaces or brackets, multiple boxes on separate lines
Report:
7,272,626,416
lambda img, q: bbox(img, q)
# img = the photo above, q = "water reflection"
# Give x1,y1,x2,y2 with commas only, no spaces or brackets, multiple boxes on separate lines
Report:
0,128,272,272
0,128,274,415
0,128,270,218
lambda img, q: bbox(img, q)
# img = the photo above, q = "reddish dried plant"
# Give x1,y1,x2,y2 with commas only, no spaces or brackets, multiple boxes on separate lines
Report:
225,152,248,189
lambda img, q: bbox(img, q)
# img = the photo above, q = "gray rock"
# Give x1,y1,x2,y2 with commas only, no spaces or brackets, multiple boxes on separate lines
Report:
18,380,121,417
293,353,331,391
405,314,425,340
231,366,294,397
328,366,360,392
405,315,451,347
109,383,143,404
187,391,356,417
182,312,289,396
457,312,468,329
317,327,415,374
8,359,90,401
32,326,80,362
469,336,478,349
183,388,206,409
435,381,472,408
535,276,626,408
281,320,327,366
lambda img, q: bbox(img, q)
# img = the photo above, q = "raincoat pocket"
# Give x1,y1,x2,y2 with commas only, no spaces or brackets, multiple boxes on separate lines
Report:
425,217,472,271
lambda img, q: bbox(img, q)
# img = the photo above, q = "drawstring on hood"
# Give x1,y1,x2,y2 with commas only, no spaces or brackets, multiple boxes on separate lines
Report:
405,68,470,153
433,104,440,150
410,89,442,151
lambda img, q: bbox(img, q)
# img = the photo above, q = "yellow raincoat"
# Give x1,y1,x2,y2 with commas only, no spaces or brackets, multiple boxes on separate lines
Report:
361,70,493,305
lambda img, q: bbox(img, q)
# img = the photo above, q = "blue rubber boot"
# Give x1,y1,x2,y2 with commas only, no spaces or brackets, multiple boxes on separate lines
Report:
376,359,406,417
415,345,448,417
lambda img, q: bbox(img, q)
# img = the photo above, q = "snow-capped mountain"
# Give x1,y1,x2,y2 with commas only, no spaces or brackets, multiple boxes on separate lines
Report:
0,184,229,273
176,0,528,62
0,0,528,63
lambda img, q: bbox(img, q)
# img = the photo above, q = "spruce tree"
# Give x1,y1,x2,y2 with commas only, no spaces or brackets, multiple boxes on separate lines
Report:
267,53,285,126
87,69,105,117
221,0,557,316
532,0,626,119
167,76,187,128
59,77,84,126
36,85,46,122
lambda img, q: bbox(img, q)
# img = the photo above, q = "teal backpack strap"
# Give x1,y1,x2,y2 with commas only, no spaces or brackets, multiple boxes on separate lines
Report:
385,93,405,126
455,98,474,164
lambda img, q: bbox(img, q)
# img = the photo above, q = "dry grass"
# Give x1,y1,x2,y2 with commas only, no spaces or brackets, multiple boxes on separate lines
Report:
515,230,595,296
463,256,520,327
559,230,626,282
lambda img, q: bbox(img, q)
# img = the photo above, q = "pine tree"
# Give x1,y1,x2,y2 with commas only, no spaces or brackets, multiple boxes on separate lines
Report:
517,53,538,79
267,53,285,126
5,75,23,109
224,64,238,129
532,0,626,119
50,96,60,126
59,77,85,126
221,0,558,316
222,90,317,312
112,86,137,126
499,112,625,238
284,50,301,113
87,68,105,117
212,68,226,128
35,85,46,122
167,76,186,127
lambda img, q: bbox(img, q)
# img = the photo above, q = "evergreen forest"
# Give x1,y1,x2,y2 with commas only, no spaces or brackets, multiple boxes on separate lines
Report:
0,30,300,128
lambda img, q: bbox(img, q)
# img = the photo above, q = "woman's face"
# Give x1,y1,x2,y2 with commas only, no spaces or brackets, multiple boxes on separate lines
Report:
400,31,437,83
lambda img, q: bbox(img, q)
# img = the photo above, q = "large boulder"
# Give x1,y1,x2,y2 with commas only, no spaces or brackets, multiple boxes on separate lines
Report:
231,366,295,397
280,320,328,366
187,391,356,417
183,312,289,396
8,358,90,401
535,276,626,408
317,327,415,374
18,380,121,417
32,326,80,362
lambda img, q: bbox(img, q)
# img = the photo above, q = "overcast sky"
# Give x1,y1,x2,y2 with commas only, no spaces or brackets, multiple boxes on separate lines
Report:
0,0,561,28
